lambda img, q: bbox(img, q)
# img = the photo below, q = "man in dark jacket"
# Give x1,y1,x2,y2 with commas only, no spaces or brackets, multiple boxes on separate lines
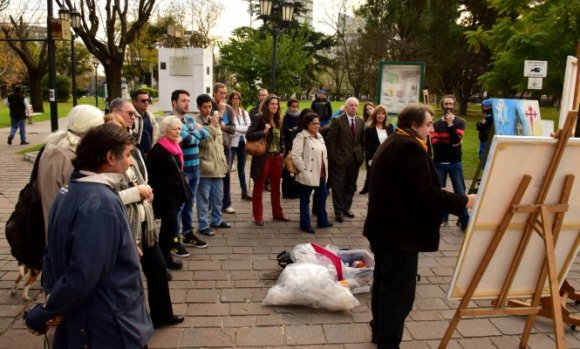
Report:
6,85,31,145
25,124,154,348
363,104,476,349
310,89,332,124
326,97,364,222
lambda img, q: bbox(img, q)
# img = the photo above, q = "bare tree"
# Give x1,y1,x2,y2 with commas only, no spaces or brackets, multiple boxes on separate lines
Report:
0,0,10,12
1,7,48,112
320,0,356,96
191,0,223,41
58,0,156,99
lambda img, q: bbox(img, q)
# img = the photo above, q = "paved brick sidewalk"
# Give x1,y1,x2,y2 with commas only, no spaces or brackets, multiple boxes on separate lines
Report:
0,116,579,348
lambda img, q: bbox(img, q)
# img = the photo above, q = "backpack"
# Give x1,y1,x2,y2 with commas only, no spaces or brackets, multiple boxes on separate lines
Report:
5,146,46,270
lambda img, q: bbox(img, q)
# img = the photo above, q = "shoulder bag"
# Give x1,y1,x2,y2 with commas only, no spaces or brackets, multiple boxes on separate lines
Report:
245,137,266,156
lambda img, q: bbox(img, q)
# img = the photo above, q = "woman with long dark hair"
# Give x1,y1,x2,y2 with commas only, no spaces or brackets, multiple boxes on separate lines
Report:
246,94,289,226
361,105,394,194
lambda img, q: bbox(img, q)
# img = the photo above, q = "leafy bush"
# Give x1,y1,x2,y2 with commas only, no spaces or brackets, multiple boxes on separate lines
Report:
131,86,158,98
41,74,71,102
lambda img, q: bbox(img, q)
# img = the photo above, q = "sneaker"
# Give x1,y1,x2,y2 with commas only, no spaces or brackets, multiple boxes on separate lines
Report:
7,135,13,145
20,141,30,145
223,206,236,214
170,238,190,257
199,227,215,236
182,233,208,248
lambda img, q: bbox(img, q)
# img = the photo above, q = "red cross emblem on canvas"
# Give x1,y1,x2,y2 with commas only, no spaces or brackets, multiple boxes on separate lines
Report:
525,106,538,131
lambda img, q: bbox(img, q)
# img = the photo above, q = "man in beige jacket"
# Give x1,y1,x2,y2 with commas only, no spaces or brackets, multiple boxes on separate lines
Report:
195,94,232,237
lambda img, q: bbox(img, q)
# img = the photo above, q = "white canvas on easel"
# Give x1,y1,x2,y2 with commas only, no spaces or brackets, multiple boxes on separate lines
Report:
559,56,578,129
448,136,580,300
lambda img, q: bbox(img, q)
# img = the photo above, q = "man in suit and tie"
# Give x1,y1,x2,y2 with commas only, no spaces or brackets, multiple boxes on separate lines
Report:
326,97,365,222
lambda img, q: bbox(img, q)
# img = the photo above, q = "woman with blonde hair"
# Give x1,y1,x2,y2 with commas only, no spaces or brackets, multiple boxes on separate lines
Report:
36,105,104,238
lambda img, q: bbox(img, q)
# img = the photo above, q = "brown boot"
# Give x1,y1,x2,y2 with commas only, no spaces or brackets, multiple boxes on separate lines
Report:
242,192,252,201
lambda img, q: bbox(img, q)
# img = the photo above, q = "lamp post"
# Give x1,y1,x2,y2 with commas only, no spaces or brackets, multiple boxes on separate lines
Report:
70,7,81,106
259,0,295,94
47,0,58,131
91,57,99,108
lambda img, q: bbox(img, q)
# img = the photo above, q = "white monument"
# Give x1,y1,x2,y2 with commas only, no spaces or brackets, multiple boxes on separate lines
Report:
157,47,213,112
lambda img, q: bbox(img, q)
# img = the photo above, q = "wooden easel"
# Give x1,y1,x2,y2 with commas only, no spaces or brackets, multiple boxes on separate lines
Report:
439,111,579,349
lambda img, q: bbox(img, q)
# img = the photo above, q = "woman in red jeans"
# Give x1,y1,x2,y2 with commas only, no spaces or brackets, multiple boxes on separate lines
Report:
246,94,289,226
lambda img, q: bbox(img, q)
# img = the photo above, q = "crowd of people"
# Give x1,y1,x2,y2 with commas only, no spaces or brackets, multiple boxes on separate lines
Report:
20,82,479,348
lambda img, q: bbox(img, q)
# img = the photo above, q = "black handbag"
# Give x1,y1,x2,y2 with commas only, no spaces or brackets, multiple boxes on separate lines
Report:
180,171,194,202
172,156,194,201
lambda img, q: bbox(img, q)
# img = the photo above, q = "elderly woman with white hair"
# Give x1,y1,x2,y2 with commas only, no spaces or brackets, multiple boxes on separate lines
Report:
36,105,104,239
146,116,191,271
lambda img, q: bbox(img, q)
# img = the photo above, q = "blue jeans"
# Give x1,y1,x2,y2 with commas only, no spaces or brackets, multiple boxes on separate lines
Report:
435,162,470,227
179,168,200,235
299,179,330,230
9,118,26,143
197,177,224,230
231,140,248,194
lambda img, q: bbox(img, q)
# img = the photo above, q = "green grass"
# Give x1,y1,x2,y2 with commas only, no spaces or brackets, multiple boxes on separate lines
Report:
295,100,561,179
0,97,106,128
2,98,562,178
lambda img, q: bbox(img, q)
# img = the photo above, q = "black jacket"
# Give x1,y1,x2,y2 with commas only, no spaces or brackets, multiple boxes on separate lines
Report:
364,124,394,162
146,143,187,216
246,115,285,180
363,132,467,253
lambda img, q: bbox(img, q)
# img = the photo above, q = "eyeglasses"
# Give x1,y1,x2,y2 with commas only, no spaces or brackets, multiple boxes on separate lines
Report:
122,110,136,116
139,99,150,103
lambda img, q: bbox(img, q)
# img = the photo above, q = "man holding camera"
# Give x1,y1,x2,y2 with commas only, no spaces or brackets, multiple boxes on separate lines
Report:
431,95,470,231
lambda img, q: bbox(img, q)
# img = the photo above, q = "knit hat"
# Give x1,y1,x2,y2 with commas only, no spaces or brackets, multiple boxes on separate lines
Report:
67,105,105,136
318,89,326,95
481,99,492,109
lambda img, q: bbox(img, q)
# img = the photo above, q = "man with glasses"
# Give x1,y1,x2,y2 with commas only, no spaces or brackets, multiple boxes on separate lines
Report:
110,98,137,131
132,89,159,156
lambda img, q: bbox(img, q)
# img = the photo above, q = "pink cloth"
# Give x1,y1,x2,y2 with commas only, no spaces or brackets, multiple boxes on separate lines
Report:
157,137,184,170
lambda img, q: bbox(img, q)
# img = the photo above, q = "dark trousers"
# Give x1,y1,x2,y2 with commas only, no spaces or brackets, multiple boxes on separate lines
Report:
371,250,418,349
299,179,330,229
329,156,360,215
231,141,249,194
140,242,173,323
158,208,179,260
222,148,233,209
282,167,300,199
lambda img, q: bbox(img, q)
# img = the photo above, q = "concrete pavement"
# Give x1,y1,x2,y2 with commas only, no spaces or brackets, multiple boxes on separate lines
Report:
0,113,579,348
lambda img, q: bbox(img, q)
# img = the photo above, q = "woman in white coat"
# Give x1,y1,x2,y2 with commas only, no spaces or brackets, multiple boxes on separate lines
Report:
291,112,333,234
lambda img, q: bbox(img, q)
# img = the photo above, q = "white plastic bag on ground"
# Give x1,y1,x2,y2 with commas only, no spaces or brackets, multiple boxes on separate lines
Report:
262,263,360,311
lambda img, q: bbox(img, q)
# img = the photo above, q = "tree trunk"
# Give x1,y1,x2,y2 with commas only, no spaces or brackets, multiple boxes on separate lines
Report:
28,72,44,113
104,62,123,100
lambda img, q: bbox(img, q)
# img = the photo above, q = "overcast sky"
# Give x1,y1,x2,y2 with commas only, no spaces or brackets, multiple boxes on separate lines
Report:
3,0,364,41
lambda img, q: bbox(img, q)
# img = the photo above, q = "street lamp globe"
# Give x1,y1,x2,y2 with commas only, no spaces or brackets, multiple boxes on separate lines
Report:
281,2,294,22
70,7,81,30
259,0,273,17
58,6,70,21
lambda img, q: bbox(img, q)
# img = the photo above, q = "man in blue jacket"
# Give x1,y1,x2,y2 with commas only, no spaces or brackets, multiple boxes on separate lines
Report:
25,124,154,349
